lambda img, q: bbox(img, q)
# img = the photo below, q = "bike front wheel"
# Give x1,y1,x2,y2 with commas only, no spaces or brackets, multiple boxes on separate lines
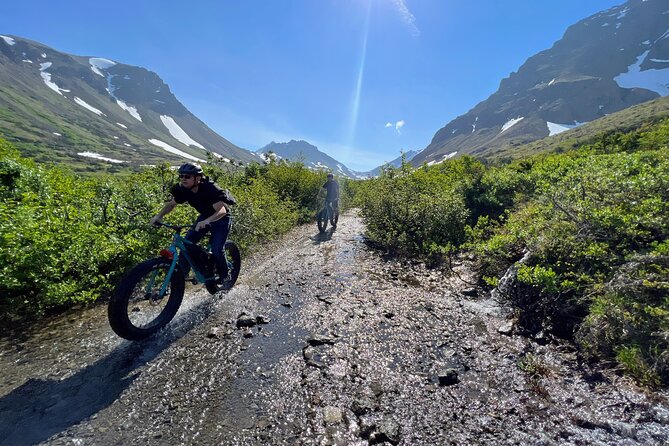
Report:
205,241,242,294
108,258,185,340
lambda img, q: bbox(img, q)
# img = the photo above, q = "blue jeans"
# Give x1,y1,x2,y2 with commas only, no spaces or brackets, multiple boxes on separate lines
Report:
185,215,232,278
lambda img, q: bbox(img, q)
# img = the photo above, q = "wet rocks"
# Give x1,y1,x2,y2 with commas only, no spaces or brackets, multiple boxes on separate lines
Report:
323,406,344,424
235,313,270,328
307,334,336,346
303,346,326,369
351,395,376,416
437,368,459,386
461,288,478,297
359,416,401,445
498,321,514,335
256,315,271,325
206,327,230,339
236,314,257,328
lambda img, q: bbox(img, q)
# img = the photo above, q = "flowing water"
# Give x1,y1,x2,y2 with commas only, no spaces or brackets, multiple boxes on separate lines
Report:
1,212,668,445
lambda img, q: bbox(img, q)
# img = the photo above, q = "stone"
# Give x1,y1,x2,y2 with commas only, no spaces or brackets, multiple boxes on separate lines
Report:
307,334,335,346
206,327,221,338
256,315,271,324
370,417,401,445
498,321,514,335
351,396,376,416
323,406,343,424
438,368,459,386
236,314,257,328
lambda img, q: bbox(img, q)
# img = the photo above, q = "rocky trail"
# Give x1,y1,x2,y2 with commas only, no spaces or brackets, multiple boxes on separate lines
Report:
0,211,668,445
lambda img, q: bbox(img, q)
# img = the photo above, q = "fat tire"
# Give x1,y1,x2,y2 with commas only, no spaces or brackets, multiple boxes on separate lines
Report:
205,241,242,294
108,258,185,341
331,210,339,227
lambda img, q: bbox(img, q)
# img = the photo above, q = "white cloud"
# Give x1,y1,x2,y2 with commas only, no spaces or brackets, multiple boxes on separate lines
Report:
390,0,420,37
385,120,405,134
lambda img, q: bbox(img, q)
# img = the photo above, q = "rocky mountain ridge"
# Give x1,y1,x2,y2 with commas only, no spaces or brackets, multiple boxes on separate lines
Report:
413,0,669,166
256,140,367,179
257,140,420,179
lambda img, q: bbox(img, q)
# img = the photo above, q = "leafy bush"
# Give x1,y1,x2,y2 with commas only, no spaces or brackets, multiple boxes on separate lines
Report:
359,118,669,385
0,139,331,325
358,158,475,260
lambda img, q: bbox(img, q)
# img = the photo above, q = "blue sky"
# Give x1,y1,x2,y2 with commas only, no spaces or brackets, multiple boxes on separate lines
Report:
1,0,623,171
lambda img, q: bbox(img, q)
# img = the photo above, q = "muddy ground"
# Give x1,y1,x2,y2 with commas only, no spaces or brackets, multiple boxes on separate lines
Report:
0,211,668,445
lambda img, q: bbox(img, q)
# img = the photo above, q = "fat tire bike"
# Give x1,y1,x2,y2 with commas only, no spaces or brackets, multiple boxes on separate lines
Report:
108,222,241,340
317,200,339,233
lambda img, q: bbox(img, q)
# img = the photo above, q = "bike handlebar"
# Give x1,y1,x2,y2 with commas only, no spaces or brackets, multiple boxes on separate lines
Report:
153,222,196,232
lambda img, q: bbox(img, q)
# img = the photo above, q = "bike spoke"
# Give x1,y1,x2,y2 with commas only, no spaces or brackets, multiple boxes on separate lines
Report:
127,263,173,329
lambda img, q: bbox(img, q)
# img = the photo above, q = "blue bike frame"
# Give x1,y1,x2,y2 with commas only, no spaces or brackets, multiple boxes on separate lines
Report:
150,223,217,298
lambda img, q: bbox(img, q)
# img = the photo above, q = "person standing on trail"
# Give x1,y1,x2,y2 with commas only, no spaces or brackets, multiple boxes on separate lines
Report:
322,173,340,222
150,163,232,282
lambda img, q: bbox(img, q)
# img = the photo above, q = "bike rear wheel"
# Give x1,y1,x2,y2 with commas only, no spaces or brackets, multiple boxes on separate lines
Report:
205,240,242,294
330,209,339,228
108,258,185,340
317,208,329,233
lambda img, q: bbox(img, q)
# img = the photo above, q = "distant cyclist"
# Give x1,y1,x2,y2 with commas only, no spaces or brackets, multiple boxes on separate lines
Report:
150,163,232,282
322,173,339,227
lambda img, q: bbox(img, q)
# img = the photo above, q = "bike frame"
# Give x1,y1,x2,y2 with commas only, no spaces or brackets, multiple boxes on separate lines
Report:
150,223,216,299
323,201,332,220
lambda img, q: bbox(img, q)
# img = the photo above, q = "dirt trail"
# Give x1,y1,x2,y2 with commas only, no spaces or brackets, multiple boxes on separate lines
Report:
1,211,668,445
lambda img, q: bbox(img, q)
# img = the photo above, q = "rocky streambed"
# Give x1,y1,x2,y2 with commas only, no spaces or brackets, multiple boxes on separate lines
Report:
0,211,667,445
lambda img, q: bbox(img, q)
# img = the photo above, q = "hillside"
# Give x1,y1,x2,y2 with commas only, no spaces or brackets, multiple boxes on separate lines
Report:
413,0,669,166
0,35,256,172
491,95,669,160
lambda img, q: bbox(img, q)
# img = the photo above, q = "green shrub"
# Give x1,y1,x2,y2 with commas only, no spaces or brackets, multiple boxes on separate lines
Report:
0,138,335,325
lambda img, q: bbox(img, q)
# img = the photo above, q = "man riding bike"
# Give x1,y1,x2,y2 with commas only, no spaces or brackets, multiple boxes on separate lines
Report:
322,172,339,228
150,163,231,282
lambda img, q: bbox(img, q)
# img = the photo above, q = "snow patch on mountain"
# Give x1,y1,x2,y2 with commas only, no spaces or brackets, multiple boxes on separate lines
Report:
0,35,15,45
614,50,669,96
547,121,586,136
116,122,127,129
427,152,458,166
78,151,125,163
210,152,231,162
74,97,105,116
116,100,142,121
148,139,205,162
89,58,116,77
39,62,69,95
501,117,524,133
160,115,206,149
102,73,142,121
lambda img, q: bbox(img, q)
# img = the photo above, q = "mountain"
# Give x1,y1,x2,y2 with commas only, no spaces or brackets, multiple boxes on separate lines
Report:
413,0,669,166
365,149,420,177
498,95,669,160
256,140,366,179
0,35,256,169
